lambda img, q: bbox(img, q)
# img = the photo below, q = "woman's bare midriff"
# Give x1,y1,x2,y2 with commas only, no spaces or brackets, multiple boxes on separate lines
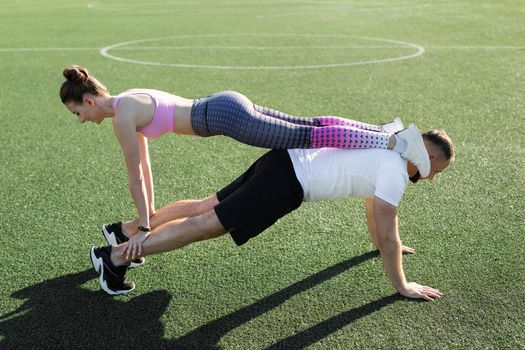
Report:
172,96,195,135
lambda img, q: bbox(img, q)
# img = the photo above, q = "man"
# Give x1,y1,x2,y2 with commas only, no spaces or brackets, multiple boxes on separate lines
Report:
91,126,454,301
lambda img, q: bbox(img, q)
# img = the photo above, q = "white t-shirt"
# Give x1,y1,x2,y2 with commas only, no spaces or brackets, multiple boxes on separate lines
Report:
287,148,408,207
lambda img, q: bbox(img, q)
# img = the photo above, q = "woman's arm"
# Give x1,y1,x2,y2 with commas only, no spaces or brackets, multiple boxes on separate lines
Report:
137,133,155,217
113,101,150,257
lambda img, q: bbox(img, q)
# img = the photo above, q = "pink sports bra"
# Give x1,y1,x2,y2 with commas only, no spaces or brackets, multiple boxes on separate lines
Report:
112,89,175,138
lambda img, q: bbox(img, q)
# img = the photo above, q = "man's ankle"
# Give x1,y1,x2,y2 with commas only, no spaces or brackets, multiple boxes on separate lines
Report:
110,247,127,267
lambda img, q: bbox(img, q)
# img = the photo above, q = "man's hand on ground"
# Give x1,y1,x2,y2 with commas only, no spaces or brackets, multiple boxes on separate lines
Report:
400,282,443,301
401,245,416,254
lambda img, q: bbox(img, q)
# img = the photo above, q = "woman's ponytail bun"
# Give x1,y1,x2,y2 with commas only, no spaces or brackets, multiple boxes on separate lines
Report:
63,65,89,85
60,65,108,104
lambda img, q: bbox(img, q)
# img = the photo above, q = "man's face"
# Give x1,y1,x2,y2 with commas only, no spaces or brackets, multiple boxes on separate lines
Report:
411,157,451,183
409,171,421,183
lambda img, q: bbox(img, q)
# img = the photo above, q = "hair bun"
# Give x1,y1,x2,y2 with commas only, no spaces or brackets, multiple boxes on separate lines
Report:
63,65,89,84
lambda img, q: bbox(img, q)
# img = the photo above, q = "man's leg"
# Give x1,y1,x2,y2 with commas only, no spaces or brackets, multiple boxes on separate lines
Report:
122,195,218,237
111,208,227,265
101,195,219,268
91,197,227,295
91,150,302,295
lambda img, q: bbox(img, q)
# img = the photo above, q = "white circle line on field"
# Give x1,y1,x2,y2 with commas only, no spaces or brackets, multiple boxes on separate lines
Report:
1,44,523,54
99,34,426,70
0,45,407,53
84,2,431,11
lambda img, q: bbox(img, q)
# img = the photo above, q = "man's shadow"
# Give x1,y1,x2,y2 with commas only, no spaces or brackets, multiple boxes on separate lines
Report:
0,250,402,349
173,250,402,349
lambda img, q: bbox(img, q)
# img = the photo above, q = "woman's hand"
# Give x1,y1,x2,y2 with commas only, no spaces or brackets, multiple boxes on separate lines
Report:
122,231,150,260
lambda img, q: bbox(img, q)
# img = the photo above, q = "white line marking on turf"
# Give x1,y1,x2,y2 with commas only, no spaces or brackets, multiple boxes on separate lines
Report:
1,45,523,54
427,45,525,50
0,48,98,52
99,34,425,70
4,45,523,53
85,2,433,13
0,45,410,52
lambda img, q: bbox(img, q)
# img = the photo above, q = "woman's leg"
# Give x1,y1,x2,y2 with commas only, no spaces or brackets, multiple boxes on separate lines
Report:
314,116,382,131
191,91,393,150
252,104,318,126
252,104,383,131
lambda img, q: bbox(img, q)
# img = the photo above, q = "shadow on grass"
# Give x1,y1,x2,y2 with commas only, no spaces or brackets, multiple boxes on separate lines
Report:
173,250,400,349
265,293,402,349
0,250,401,349
0,269,175,349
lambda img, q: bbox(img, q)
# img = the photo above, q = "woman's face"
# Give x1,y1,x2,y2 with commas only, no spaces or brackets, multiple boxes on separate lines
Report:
65,97,105,125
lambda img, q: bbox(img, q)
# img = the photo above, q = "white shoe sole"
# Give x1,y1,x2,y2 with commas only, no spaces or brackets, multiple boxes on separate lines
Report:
381,117,405,133
128,260,144,269
102,226,118,245
90,246,102,273
90,247,135,296
99,269,135,296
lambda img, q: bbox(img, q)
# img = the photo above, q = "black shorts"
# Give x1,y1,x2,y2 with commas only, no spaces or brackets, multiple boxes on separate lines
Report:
214,150,304,246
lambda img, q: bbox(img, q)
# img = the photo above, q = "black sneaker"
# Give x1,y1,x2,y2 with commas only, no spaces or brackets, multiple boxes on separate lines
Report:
90,246,135,295
102,222,145,268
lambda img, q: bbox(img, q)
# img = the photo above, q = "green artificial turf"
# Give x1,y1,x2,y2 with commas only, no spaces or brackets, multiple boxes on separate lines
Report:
0,0,524,348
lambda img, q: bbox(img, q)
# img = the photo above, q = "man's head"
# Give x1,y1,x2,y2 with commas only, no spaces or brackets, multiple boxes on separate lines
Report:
409,129,454,183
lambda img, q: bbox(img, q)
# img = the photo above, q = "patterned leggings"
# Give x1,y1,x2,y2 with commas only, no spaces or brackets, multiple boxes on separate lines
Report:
190,91,390,149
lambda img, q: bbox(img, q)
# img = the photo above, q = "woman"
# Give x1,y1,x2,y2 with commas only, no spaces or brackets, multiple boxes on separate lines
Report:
60,65,429,264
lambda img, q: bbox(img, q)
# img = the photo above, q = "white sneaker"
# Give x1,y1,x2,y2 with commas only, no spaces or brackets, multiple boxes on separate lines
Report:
380,117,404,133
396,124,430,177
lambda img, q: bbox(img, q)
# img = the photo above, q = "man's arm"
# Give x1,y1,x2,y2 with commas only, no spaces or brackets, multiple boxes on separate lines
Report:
364,198,380,249
364,198,415,254
372,196,442,301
